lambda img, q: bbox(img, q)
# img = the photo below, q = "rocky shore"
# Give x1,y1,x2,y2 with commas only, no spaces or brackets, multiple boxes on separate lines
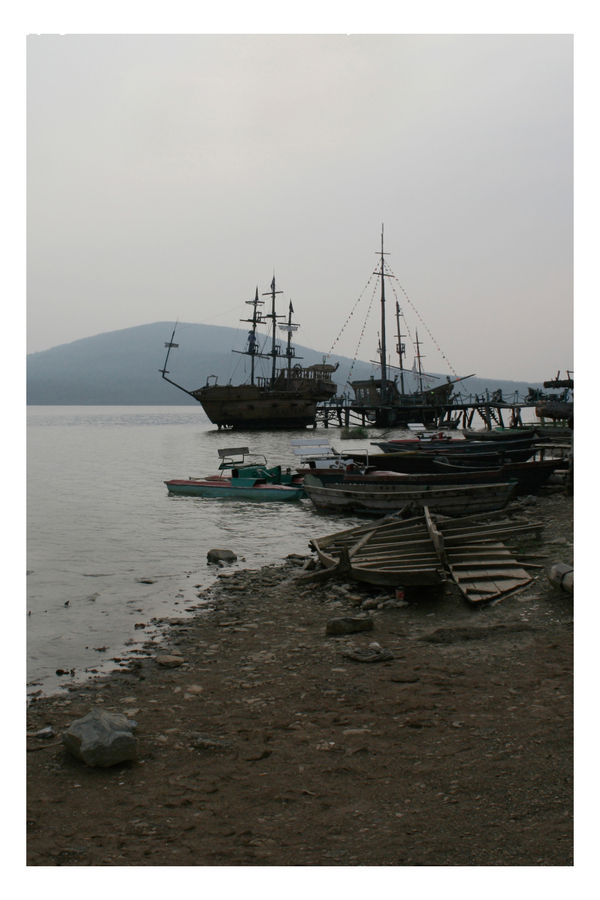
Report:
27,490,573,866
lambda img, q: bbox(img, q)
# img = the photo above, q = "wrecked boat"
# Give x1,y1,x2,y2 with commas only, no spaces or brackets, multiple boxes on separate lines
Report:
308,507,541,603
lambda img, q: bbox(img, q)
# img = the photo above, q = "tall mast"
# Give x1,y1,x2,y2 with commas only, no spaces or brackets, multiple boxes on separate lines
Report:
395,301,406,394
240,287,264,385
374,226,390,401
285,302,295,377
415,329,425,393
263,276,283,386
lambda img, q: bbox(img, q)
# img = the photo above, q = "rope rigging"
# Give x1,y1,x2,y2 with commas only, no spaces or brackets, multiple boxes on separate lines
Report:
384,260,459,378
324,248,458,387
327,273,377,357
345,276,380,384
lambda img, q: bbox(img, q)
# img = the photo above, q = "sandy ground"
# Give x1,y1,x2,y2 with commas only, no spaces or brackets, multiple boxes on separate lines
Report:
26,489,573,866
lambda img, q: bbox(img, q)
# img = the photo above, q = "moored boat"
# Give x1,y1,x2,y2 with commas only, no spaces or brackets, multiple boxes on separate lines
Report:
165,447,305,501
461,427,537,441
431,457,563,493
346,444,535,473
372,435,535,454
302,473,517,516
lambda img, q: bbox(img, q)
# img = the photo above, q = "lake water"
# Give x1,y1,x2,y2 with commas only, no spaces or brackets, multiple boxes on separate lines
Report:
27,406,378,698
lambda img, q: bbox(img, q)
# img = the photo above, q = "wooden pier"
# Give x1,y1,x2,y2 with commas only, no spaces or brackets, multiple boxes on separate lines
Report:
315,397,547,430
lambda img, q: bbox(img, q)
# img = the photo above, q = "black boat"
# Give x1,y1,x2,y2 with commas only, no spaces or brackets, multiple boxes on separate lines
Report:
346,445,535,473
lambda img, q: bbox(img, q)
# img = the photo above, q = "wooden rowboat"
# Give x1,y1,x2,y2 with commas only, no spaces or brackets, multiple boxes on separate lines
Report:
346,445,535,472
431,457,562,493
303,474,517,517
372,436,535,455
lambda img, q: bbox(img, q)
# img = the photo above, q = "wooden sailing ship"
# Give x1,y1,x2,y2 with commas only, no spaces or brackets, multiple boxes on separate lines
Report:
160,279,338,429
347,229,474,427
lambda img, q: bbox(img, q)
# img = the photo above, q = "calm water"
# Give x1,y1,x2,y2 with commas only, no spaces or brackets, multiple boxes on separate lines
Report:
27,406,377,697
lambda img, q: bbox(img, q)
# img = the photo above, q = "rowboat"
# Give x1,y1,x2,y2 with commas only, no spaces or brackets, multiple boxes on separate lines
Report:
309,506,541,602
302,473,517,516
346,445,535,473
431,457,562,493
340,468,507,487
165,447,305,501
461,427,537,441
372,435,535,455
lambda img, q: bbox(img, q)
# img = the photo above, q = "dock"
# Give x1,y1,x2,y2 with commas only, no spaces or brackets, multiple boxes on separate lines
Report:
315,395,559,430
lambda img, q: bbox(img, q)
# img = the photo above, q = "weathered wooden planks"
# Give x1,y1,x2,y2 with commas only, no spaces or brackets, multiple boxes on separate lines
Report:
307,507,538,602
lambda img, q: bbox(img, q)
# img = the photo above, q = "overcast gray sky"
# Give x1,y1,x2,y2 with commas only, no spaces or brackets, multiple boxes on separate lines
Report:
27,33,573,381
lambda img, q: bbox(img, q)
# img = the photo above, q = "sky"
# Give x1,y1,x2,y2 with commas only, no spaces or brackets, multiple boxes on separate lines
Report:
25,30,575,382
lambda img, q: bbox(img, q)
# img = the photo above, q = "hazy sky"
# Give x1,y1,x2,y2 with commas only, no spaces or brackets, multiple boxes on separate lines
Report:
27,33,573,381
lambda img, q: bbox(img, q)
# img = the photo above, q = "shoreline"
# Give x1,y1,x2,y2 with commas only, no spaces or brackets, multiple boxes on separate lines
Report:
27,490,573,866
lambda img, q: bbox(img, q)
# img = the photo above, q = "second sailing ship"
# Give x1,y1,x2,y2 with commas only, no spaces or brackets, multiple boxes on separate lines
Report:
348,229,474,427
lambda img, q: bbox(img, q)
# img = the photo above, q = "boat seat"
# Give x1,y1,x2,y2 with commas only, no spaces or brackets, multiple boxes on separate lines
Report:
218,447,249,458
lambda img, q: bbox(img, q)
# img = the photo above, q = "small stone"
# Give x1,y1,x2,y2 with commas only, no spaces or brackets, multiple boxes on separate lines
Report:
361,598,380,610
191,734,233,752
326,616,374,636
183,684,204,699
33,725,56,740
342,646,394,663
155,654,184,668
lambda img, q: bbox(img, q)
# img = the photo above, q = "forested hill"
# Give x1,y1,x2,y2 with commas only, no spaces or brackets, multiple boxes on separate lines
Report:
27,322,541,405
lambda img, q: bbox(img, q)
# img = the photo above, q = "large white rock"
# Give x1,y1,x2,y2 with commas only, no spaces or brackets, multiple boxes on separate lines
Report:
62,708,138,767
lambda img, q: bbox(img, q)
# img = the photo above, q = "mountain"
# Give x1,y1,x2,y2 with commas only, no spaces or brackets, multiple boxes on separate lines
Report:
27,322,542,406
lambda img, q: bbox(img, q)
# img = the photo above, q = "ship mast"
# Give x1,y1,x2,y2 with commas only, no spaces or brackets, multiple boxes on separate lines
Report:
283,302,298,377
240,287,264,385
395,301,406,394
374,226,390,402
263,276,283,386
415,329,425,393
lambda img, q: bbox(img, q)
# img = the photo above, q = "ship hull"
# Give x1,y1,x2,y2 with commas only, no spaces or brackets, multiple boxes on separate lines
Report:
192,384,331,430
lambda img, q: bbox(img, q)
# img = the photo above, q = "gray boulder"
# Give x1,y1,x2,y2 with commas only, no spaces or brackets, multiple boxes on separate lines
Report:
62,708,137,767
207,548,237,565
